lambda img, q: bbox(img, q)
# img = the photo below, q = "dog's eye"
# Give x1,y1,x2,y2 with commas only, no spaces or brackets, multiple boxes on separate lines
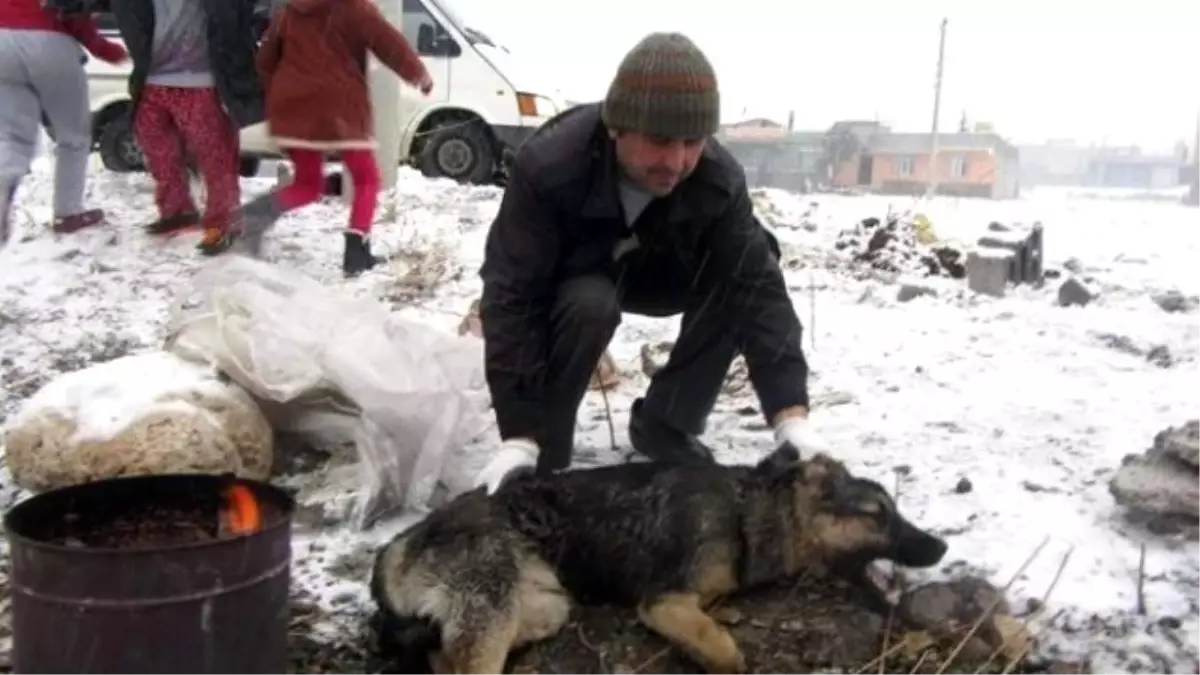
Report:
856,500,890,524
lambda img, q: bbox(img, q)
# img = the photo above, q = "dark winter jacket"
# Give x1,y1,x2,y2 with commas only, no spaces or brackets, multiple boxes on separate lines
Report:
479,103,809,444
255,0,429,149
108,0,264,128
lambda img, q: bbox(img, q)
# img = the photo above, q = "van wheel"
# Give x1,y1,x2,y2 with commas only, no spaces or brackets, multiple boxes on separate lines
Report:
417,120,496,185
98,115,145,173
238,158,261,177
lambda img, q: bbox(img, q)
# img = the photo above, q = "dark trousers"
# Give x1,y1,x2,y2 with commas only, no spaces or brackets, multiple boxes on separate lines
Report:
538,251,738,471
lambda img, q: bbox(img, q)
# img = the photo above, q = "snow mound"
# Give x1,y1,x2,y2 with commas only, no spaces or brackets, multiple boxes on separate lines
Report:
5,351,273,492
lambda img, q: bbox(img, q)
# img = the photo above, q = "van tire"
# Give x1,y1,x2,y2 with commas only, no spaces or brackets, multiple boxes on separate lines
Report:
416,120,496,185
98,114,145,173
238,158,262,178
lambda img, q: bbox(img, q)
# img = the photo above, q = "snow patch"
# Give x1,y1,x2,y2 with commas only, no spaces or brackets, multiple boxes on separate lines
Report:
10,350,230,443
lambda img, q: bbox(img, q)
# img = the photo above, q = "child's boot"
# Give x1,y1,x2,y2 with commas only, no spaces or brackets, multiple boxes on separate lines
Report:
342,231,384,278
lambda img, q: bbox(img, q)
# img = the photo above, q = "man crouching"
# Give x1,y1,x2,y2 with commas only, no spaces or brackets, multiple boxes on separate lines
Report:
473,32,833,489
371,444,949,673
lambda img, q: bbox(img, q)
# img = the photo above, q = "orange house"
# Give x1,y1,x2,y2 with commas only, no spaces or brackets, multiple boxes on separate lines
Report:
832,131,1020,199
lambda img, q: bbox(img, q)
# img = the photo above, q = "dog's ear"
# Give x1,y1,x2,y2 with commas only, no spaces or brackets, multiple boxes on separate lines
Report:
756,441,801,481
798,452,851,499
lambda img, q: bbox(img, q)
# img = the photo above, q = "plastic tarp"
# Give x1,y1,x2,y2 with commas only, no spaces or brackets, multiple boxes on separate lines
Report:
163,256,491,529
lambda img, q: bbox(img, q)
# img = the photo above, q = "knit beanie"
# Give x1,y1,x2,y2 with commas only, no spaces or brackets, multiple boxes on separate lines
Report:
601,32,720,139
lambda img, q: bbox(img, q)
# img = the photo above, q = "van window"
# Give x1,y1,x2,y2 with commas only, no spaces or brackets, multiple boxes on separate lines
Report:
402,0,459,57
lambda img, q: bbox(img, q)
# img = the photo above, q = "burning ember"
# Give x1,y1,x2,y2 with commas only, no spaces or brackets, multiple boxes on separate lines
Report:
43,475,268,550
220,482,263,536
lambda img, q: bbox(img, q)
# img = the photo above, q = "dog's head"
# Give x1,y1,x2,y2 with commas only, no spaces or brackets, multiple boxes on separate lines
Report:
755,443,948,572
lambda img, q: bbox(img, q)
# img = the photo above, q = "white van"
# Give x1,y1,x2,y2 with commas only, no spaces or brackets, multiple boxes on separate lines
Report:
84,0,567,184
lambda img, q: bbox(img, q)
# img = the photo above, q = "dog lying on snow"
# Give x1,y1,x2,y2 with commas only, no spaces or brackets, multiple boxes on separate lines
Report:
370,444,949,674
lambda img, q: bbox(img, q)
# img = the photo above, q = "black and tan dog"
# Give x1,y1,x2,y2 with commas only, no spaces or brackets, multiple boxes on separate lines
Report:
370,444,948,674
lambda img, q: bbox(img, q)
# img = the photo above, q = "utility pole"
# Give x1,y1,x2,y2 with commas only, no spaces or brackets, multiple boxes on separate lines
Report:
925,17,948,200
1188,108,1199,207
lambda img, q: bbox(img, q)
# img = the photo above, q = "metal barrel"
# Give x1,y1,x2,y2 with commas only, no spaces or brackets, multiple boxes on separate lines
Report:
3,474,295,674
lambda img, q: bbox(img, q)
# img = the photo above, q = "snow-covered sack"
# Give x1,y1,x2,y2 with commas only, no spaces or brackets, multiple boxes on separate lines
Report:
4,351,273,492
164,256,490,528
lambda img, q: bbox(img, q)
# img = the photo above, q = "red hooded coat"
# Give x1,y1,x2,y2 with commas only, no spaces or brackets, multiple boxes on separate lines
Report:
256,0,430,150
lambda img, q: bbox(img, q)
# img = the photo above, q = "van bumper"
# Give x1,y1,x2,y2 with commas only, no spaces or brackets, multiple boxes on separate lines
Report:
492,124,539,153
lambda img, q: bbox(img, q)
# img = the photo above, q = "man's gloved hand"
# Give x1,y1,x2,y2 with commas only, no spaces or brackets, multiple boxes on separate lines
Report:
773,415,831,456
472,438,538,495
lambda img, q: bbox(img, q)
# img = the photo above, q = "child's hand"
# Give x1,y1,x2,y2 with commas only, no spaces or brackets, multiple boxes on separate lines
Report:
417,73,433,96
89,39,129,65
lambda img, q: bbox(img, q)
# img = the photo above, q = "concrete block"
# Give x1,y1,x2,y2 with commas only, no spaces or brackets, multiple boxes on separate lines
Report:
967,248,1014,297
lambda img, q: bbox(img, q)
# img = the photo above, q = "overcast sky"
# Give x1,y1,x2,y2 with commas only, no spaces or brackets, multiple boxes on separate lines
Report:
452,0,1198,153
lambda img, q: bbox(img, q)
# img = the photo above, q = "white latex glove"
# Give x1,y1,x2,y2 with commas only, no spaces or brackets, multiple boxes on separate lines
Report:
773,416,831,456
473,438,538,495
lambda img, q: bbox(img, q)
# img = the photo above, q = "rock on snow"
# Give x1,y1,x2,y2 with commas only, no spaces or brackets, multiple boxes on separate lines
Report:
4,351,274,492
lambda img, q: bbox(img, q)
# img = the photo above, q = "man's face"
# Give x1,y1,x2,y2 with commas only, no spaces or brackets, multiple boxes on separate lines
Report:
610,130,707,197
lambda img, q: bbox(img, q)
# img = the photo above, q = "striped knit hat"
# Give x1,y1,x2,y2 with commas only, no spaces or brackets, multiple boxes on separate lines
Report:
601,32,720,139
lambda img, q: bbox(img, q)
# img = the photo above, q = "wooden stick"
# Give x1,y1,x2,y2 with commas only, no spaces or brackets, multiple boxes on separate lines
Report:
596,366,618,453
1136,542,1147,616
975,546,1074,674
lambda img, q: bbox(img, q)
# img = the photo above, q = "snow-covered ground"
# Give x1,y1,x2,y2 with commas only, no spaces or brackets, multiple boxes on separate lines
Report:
1,157,1198,673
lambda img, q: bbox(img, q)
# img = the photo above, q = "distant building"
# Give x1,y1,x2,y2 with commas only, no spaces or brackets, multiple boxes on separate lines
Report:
718,118,1020,199
721,118,788,140
718,133,826,193
1018,142,1188,190
1083,147,1184,190
830,128,1020,199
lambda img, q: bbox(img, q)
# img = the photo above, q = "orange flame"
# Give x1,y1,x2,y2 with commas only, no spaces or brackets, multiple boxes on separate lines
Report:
222,483,263,536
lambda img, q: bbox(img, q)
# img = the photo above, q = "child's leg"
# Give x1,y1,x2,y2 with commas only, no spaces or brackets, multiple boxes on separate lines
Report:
340,149,381,235
133,86,196,224
175,87,240,236
276,149,324,211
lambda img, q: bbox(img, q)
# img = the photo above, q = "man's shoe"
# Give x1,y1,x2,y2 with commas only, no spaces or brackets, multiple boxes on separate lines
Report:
52,208,106,234
145,211,200,237
628,397,716,466
197,226,237,256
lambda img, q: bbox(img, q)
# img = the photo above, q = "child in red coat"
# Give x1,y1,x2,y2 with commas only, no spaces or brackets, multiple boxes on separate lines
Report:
238,0,432,277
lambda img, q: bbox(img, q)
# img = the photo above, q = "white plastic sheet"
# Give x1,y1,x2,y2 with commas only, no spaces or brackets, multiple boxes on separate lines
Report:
163,256,491,529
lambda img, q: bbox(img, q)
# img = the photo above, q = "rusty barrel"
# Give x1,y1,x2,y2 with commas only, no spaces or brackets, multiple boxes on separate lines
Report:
3,473,295,674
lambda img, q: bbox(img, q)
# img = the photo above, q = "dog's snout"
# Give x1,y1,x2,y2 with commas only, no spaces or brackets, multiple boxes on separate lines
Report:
894,522,948,568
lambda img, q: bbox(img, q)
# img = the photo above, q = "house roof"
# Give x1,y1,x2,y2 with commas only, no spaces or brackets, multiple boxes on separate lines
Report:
720,131,825,147
869,132,1016,156
724,117,784,129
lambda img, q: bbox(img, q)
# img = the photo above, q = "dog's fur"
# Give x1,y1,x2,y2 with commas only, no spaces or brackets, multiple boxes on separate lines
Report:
370,444,948,674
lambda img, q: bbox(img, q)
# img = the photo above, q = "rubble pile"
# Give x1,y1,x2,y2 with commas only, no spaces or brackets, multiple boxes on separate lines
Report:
833,215,966,279
750,188,818,232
